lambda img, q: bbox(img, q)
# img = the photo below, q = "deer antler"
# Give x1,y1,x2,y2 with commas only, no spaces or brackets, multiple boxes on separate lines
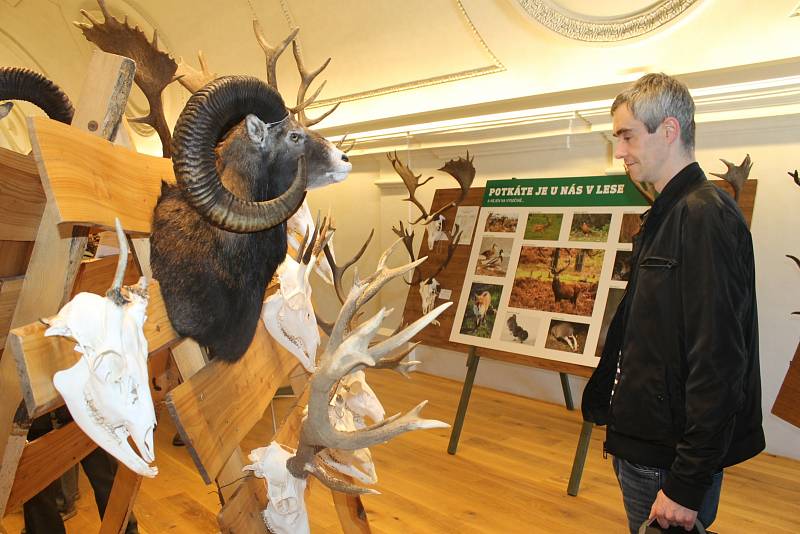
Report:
252,20,297,92
322,228,374,304
174,50,218,94
710,154,753,202
425,152,476,223
789,169,799,187
289,41,340,127
387,152,435,224
336,133,356,154
391,221,416,264
75,0,177,158
285,241,451,494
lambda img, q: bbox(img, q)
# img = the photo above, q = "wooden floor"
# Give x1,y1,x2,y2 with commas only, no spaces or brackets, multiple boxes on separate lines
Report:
3,370,799,533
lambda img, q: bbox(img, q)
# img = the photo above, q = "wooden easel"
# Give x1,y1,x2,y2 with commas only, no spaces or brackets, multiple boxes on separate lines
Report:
0,51,370,533
401,181,758,497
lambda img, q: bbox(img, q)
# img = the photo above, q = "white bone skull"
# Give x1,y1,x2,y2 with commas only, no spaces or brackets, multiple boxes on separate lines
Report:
426,214,448,251
244,442,309,534
262,254,320,372
419,278,441,326
318,370,384,484
46,276,157,477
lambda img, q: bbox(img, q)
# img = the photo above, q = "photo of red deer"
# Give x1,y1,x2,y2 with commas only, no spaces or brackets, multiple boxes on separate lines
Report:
524,213,562,240
484,212,519,233
619,213,642,243
545,320,590,353
569,213,612,242
510,247,603,316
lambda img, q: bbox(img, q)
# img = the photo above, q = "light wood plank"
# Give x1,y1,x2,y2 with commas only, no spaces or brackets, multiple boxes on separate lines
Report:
28,116,174,236
0,277,23,347
217,476,268,534
7,280,179,419
0,148,43,242
0,241,33,278
0,51,137,516
165,323,297,484
98,465,141,534
71,255,142,298
5,421,95,512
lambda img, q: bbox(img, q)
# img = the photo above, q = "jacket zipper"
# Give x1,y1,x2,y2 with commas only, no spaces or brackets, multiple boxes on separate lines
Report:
639,256,678,269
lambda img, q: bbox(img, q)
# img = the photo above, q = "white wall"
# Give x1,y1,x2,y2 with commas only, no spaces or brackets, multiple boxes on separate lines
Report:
339,111,800,461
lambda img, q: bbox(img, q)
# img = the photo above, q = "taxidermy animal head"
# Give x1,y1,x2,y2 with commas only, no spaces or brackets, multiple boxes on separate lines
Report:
151,76,351,362
45,219,157,477
0,67,75,125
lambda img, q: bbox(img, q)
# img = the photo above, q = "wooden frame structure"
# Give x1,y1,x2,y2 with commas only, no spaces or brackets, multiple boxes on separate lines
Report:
0,51,370,533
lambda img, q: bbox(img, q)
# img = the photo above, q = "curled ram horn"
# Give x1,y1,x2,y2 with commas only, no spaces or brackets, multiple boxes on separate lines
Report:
45,218,157,477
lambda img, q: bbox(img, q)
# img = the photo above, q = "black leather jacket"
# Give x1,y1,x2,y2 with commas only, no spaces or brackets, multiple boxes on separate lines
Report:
582,163,764,510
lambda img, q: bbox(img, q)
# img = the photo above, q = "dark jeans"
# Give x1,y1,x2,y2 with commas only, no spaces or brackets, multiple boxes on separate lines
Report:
613,456,723,534
23,410,138,534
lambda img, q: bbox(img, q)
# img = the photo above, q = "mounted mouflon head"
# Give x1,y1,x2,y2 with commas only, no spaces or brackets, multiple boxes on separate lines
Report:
150,75,351,362
0,67,74,124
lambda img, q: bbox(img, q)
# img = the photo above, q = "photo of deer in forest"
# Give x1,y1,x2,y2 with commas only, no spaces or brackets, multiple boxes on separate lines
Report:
569,213,612,242
499,312,538,346
524,213,562,240
619,213,642,243
474,236,513,277
510,247,603,316
459,283,503,338
484,212,519,233
612,250,633,282
545,319,590,353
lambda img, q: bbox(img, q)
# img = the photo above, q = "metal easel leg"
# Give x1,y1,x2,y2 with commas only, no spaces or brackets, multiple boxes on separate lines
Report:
447,346,480,455
567,420,594,496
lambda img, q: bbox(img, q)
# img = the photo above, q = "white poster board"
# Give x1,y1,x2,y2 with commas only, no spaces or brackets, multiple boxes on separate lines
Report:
449,175,648,368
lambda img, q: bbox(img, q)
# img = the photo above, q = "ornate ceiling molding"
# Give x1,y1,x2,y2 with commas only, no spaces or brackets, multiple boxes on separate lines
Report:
515,0,699,42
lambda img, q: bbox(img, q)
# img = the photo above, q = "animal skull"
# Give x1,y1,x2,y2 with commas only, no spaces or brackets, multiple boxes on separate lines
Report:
318,370,384,484
419,278,441,326
46,277,157,477
426,215,448,251
262,254,320,373
244,442,309,534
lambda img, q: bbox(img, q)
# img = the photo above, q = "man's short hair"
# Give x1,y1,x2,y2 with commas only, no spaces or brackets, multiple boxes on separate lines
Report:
611,73,696,153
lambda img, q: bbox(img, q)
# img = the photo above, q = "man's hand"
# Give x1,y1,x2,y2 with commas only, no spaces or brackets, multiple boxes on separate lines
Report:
649,490,698,531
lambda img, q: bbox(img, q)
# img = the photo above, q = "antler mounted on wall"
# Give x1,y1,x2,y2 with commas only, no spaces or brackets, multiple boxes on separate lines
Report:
388,151,476,225
710,153,753,202
75,0,177,157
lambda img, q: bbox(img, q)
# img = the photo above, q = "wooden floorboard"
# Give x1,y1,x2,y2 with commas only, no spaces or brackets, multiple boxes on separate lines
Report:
2,370,798,533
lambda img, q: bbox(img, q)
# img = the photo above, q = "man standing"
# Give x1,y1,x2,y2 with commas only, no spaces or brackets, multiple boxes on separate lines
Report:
582,73,764,533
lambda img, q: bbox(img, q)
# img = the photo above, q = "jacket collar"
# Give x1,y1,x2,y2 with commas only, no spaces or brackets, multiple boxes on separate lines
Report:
647,162,705,224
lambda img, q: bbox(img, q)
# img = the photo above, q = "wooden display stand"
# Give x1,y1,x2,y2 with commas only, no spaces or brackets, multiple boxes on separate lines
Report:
772,341,800,429
0,51,369,533
402,181,758,497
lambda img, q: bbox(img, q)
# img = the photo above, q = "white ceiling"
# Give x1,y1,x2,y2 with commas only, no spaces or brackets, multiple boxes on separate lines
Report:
1,0,799,155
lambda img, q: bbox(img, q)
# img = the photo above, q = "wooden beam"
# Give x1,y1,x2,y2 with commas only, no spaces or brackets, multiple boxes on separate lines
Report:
217,476,268,534
71,255,142,297
0,148,44,242
166,323,297,484
0,52,137,514
98,465,142,534
0,241,33,278
0,277,23,347
5,420,96,513
7,280,179,419
27,116,174,236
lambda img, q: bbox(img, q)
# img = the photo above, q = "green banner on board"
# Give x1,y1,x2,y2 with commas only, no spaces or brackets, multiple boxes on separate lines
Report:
483,175,649,207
